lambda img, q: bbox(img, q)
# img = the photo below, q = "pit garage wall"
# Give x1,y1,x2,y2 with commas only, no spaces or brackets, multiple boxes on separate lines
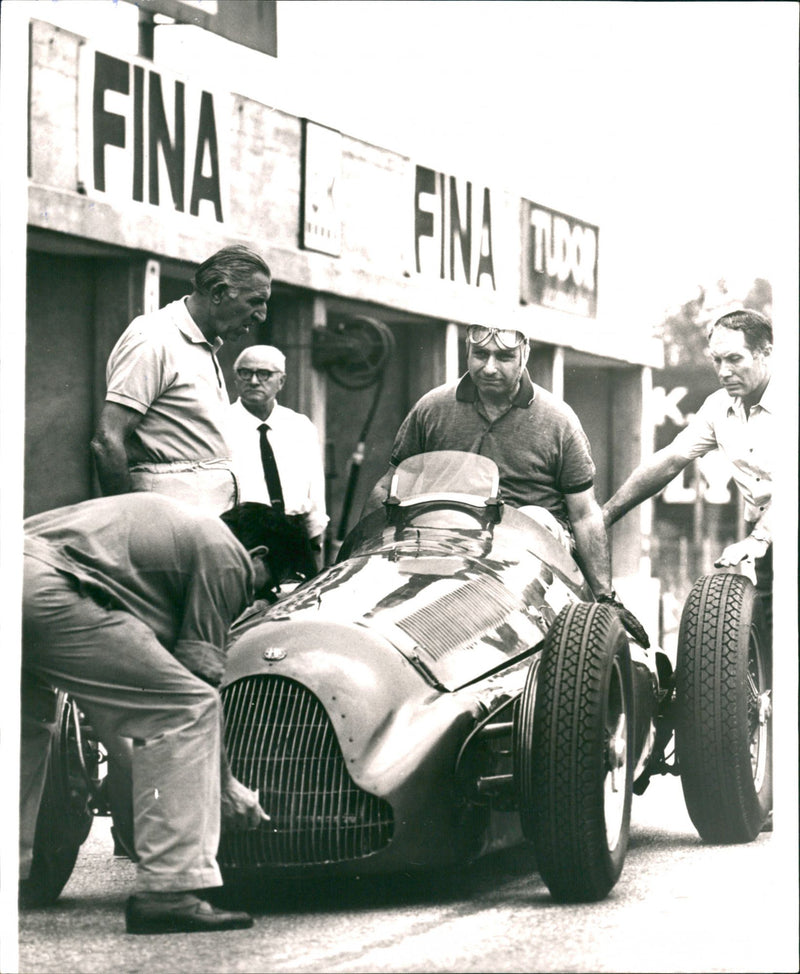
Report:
23,18,661,613
564,359,660,641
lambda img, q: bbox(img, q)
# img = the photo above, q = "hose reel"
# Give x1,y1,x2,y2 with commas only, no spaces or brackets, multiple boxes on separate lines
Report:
311,315,395,390
312,316,396,546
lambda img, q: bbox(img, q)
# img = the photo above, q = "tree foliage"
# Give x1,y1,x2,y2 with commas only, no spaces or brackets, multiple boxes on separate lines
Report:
656,277,772,376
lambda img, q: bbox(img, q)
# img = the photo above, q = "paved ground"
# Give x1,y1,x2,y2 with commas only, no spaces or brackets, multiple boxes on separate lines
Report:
15,773,799,974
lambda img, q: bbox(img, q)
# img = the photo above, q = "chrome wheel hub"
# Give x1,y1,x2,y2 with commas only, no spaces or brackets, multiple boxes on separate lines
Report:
604,678,628,852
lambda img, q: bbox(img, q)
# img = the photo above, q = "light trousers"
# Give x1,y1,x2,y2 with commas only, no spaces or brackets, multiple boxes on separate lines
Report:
129,458,237,516
21,554,223,892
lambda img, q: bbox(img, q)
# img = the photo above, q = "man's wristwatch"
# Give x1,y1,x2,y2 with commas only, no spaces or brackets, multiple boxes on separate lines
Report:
596,591,618,604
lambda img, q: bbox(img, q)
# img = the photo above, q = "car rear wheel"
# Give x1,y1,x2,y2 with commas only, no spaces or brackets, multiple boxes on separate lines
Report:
675,572,772,842
515,602,633,902
19,692,98,908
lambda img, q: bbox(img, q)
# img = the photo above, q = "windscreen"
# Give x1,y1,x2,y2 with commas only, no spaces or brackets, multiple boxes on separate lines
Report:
392,451,499,504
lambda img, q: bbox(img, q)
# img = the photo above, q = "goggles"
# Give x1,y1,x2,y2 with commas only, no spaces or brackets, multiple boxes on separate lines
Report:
467,325,527,350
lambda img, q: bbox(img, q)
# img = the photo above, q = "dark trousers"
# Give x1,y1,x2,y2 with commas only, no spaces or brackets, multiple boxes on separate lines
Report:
745,522,772,650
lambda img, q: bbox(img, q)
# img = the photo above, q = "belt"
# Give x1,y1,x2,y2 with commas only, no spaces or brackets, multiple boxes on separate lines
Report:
130,458,233,473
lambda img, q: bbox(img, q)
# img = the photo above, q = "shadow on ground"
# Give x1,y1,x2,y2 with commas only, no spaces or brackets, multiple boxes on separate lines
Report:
210,844,540,915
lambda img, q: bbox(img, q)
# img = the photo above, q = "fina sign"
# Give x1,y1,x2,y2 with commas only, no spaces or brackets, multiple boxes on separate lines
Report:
77,47,230,224
520,200,598,317
414,165,496,291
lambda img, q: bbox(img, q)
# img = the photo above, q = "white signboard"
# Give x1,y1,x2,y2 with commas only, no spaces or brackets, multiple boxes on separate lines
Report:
77,45,231,225
301,121,342,257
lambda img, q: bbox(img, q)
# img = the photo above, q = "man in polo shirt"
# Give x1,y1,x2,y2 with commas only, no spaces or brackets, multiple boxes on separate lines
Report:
603,309,773,631
366,324,650,647
91,245,271,516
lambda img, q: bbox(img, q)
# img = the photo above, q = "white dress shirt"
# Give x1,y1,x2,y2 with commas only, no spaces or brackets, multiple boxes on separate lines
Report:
227,398,329,540
671,380,773,541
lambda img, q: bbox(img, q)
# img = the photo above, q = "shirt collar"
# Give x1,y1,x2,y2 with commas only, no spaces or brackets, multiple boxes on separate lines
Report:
234,398,279,427
755,378,774,413
726,376,774,416
455,370,535,408
174,298,223,352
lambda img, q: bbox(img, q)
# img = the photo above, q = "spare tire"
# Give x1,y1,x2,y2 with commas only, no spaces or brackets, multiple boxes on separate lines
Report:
675,572,772,842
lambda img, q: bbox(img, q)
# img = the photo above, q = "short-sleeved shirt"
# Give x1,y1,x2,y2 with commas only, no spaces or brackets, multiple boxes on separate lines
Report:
227,399,329,539
105,298,232,465
23,494,254,685
390,371,595,528
670,381,774,538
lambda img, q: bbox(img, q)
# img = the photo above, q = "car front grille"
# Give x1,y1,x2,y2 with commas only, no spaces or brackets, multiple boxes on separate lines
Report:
219,675,394,868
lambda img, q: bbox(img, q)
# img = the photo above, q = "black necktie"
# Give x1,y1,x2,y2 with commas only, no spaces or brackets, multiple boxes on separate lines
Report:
258,423,284,512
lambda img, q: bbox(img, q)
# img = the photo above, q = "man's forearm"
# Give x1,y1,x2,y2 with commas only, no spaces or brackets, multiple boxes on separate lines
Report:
603,456,686,527
308,534,324,572
362,468,394,517
90,437,132,495
572,512,614,599
746,507,772,546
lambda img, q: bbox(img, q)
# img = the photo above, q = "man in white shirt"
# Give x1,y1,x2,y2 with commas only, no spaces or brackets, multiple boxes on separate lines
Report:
227,344,328,574
603,309,773,626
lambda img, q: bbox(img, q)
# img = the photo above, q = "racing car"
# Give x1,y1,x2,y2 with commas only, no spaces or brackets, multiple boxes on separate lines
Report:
23,451,772,906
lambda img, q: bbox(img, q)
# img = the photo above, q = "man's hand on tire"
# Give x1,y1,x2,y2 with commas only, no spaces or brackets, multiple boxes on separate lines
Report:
714,536,770,568
596,593,651,648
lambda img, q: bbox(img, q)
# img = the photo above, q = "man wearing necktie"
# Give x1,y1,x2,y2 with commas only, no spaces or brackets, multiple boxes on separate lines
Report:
258,421,285,513
227,345,328,586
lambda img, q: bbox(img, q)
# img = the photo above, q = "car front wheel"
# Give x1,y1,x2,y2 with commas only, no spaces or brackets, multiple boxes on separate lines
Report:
19,692,98,907
515,601,634,902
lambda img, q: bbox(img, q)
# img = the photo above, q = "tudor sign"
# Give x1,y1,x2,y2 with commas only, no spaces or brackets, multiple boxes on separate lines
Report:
520,200,599,318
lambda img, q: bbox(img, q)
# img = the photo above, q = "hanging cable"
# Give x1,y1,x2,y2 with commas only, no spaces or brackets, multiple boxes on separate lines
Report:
311,316,395,548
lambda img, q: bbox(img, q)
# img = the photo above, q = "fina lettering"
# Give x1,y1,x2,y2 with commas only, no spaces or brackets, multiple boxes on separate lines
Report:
414,165,496,290
90,51,224,222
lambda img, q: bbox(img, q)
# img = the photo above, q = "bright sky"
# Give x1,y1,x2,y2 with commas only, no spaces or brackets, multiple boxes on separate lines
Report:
277,1,798,328
33,0,798,330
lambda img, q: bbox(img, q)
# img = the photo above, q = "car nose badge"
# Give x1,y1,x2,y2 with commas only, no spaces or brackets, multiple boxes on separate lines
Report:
263,647,287,662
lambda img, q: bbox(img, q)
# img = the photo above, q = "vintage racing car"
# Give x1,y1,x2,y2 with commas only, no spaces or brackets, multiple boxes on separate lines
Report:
23,451,772,906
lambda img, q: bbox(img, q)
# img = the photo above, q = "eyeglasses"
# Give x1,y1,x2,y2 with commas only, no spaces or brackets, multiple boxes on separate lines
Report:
236,368,282,382
467,326,527,350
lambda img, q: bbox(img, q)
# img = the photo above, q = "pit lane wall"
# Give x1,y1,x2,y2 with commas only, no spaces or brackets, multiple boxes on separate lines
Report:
19,17,663,634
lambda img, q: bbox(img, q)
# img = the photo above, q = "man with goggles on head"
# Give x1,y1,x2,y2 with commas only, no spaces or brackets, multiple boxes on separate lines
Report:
365,322,649,648
466,325,528,349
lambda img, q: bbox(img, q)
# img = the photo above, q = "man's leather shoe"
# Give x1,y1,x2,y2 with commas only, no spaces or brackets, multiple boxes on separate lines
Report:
125,892,253,934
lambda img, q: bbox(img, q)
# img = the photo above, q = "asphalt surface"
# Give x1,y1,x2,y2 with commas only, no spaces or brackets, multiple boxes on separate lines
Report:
16,773,799,974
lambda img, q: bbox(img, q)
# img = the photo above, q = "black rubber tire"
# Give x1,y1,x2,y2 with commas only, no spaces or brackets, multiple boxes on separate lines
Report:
515,602,634,902
675,572,772,842
19,692,97,908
